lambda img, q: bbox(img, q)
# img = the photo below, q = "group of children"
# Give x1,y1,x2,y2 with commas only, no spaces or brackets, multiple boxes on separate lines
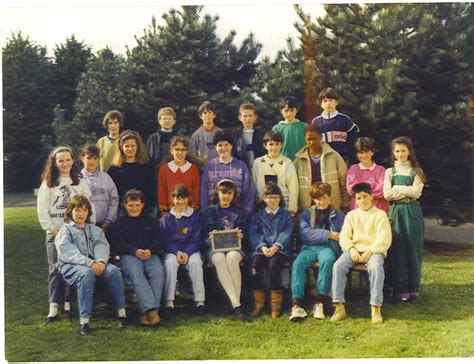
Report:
36,88,426,335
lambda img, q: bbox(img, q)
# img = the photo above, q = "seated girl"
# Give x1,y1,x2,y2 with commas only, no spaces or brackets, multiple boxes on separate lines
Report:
108,189,164,326
202,179,248,319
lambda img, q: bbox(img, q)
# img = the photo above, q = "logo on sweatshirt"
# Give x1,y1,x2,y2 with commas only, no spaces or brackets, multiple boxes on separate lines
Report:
52,185,72,210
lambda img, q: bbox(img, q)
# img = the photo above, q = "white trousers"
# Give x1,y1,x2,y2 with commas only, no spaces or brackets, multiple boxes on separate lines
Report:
211,251,243,308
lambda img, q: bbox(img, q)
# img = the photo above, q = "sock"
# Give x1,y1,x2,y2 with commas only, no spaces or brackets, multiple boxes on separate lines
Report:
48,303,59,317
165,300,174,308
64,302,71,311
80,317,90,325
292,299,302,307
195,301,205,307
117,308,126,318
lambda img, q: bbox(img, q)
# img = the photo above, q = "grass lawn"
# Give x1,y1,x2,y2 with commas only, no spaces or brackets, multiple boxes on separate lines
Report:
4,207,474,361
3,192,36,207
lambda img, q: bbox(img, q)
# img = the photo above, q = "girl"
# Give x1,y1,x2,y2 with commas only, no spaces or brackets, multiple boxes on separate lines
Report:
158,136,200,216
249,183,293,318
107,130,154,214
346,137,389,213
80,144,119,229
55,195,127,335
96,110,123,172
108,189,164,326
37,146,94,324
160,184,206,316
383,136,426,303
202,179,247,318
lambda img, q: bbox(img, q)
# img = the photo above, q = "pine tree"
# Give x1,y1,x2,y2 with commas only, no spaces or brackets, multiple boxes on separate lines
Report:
3,32,55,190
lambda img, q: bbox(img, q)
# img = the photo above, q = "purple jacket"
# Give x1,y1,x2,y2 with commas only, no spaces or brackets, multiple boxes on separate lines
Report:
160,208,202,256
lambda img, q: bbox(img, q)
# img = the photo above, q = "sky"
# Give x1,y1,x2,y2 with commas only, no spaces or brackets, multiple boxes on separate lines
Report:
1,0,326,60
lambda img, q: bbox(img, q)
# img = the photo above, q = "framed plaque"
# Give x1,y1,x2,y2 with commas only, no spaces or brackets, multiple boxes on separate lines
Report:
210,229,241,253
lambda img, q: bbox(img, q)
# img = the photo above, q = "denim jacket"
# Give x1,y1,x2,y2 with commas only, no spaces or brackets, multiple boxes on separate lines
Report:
55,222,110,267
298,206,345,256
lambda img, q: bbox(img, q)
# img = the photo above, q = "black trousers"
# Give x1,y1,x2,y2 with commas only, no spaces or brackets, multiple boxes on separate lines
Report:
252,253,288,290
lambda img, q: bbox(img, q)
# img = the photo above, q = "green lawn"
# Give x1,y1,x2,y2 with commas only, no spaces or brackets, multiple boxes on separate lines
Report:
4,208,474,361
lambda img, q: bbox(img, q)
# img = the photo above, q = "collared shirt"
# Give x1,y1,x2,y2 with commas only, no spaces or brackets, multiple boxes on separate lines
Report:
170,206,194,219
168,161,192,174
359,162,377,171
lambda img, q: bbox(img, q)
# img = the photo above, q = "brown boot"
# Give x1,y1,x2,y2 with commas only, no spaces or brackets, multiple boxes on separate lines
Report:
371,305,383,324
140,313,151,326
250,289,265,316
270,290,284,318
147,310,161,326
330,303,347,323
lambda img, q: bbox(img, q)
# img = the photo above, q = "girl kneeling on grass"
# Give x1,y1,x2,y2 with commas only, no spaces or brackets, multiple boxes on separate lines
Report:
37,146,94,324
108,189,164,326
249,183,293,318
160,184,206,316
55,195,127,335
202,179,248,319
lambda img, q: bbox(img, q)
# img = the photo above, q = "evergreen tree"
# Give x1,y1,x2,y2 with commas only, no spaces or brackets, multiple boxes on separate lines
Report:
3,32,55,190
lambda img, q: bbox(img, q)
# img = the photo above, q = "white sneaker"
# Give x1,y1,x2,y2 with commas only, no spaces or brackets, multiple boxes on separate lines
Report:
313,302,325,319
289,306,308,322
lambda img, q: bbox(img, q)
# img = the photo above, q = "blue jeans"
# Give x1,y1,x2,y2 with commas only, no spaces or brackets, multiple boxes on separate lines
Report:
120,255,164,313
60,263,126,318
332,252,385,306
291,245,336,299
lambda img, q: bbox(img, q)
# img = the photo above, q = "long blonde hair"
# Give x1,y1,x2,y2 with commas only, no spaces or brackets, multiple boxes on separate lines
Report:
113,130,149,167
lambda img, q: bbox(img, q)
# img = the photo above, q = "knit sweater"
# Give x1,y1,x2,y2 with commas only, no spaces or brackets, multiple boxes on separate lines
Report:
293,143,349,211
189,125,223,163
96,135,119,172
146,129,176,170
383,160,424,202
339,206,392,257
311,111,360,162
158,161,200,213
252,154,299,214
272,120,307,161
200,157,255,215
37,177,94,232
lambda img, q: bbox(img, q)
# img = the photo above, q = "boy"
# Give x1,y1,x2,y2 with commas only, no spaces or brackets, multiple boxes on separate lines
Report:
330,182,392,324
146,107,177,169
272,96,307,161
294,124,349,211
189,101,223,164
80,144,119,230
289,182,345,322
96,110,124,172
311,88,360,163
234,102,265,169
252,131,299,215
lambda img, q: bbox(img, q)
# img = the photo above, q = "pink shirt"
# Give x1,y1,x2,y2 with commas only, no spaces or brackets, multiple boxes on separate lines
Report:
346,162,389,213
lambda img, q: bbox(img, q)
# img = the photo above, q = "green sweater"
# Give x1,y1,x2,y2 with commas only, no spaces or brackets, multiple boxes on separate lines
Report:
272,120,307,161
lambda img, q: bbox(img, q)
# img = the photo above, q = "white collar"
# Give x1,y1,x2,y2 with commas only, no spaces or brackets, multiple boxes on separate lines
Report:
359,162,376,171
243,129,255,133
265,207,280,215
170,206,194,219
278,120,299,125
321,111,339,119
168,160,192,173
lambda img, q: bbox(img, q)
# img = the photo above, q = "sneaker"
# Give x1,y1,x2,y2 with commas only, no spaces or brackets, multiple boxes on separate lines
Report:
194,305,206,316
289,306,308,322
234,306,246,320
117,316,126,329
78,323,90,335
160,307,174,319
42,315,59,325
313,302,325,320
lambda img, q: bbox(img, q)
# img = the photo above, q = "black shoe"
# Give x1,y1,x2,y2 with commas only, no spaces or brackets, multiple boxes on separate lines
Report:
407,296,418,304
78,323,90,335
194,305,206,316
42,316,58,325
160,307,174,319
117,316,127,329
234,306,246,320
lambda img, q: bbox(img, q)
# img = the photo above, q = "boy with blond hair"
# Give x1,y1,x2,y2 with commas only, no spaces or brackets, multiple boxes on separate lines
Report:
146,107,177,169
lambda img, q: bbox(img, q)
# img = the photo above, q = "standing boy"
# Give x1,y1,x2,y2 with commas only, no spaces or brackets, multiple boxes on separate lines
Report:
272,96,307,161
330,182,392,324
189,101,223,164
146,107,177,169
312,88,360,163
96,110,124,172
233,102,265,169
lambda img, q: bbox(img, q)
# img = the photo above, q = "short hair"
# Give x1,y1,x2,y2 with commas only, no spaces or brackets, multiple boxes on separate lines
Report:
65,195,93,223
355,137,378,153
123,189,146,205
239,102,257,115
318,88,339,104
102,110,124,129
157,107,176,120
280,96,299,110
211,178,240,206
352,182,372,196
309,182,332,200
172,184,190,198
80,144,100,158
114,130,149,167
170,136,189,150
198,101,217,116
305,124,322,136
262,131,284,145
263,183,286,208
213,130,235,146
